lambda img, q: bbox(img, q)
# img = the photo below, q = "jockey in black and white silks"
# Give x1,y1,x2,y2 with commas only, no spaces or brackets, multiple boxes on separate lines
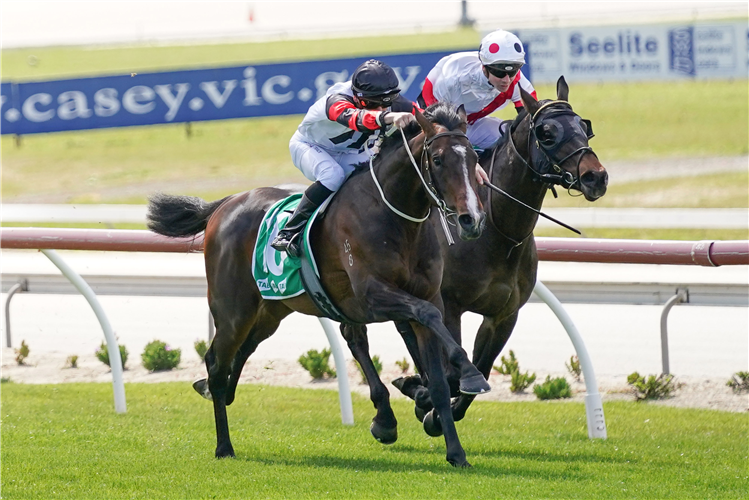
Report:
271,59,417,257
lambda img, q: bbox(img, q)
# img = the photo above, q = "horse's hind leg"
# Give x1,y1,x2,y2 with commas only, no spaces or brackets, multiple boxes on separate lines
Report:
224,303,290,406
340,323,397,444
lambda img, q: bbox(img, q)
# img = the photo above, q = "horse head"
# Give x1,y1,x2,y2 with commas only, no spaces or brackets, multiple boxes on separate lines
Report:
412,103,486,240
519,76,608,201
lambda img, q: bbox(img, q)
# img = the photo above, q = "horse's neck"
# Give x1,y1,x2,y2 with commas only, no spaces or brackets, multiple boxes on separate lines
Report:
487,126,547,242
373,145,431,219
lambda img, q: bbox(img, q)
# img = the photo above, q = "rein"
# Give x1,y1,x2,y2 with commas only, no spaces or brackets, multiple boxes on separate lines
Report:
484,101,588,251
369,126,468,244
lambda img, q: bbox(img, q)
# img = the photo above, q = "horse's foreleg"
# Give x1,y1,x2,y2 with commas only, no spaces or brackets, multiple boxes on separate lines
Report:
340,323,398,444
365,285,489,396
452,312,519,421
392,321,432,420
413,323,470,468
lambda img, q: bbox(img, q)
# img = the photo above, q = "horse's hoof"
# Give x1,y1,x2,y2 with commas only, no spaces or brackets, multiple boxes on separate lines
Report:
391,375,422,393
215,444,235,459
370,421,397,445
448,459,472,468
459,373,491,395
414,405,427,422
423,409,443,437
193,378,212,401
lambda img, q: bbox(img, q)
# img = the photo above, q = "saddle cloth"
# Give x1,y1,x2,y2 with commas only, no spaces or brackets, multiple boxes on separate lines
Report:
252,192,353,323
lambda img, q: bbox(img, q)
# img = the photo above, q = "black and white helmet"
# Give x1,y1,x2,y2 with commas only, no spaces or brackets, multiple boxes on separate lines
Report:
351,59,400,105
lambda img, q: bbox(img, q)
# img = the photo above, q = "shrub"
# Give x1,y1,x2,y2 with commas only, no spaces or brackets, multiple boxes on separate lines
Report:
627,372,679,401
66,355,79,368
726,371,749,393
565,355,582,382
355,355,383,384
534,376,573,400
141,340,181,372
1,377,11,384
494,350,519,375
95,342,129,369
194,339,209,359
298,348,336,379
14,340,29,365
395,357,410,374
510,369,537,393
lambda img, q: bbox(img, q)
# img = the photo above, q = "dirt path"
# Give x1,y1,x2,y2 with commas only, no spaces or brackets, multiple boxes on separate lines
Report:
3,351,746,413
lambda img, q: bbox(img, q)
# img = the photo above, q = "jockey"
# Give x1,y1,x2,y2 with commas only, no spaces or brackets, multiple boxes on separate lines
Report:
419,29,537,183
271,59,417,257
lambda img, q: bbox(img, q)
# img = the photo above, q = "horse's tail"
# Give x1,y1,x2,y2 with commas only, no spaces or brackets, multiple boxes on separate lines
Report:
147,192,229,237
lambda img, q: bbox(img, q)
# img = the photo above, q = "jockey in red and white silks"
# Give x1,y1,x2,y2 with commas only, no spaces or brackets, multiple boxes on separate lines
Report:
419,29,537,152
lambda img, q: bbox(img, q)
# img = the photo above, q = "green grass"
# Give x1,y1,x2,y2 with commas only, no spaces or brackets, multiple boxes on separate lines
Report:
1,383,746,499
1,34,747,206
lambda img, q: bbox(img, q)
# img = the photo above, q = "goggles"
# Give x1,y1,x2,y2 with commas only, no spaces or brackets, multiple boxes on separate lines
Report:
485,64,522,79
358,92,400,109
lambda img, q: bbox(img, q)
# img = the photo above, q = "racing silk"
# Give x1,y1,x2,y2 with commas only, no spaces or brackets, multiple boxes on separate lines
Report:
420,51,537,124
296,81,415,154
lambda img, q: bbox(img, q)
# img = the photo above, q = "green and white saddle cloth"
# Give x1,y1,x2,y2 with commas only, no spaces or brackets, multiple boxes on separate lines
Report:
253,193,353,323
252,194,307,300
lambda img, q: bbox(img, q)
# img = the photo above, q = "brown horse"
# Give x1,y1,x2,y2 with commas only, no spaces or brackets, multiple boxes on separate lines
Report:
147,103,489,467
347,76,608,435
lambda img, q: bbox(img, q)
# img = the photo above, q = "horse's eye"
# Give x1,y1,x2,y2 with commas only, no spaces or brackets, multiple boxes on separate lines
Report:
536,124,556,146
432,156,442,167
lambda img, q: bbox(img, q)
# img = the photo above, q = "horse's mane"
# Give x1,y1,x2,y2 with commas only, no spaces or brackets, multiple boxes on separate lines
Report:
350,102,466,176
379,102,465,156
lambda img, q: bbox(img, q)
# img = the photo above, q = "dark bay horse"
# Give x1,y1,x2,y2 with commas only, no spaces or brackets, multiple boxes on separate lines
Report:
348,76,608,434
147,103,489,467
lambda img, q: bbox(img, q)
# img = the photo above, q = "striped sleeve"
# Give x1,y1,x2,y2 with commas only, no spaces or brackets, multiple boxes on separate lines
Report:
512,73,537,108
325,94,383,132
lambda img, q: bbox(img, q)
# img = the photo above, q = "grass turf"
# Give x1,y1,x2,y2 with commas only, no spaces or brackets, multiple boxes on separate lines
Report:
1,383,747,499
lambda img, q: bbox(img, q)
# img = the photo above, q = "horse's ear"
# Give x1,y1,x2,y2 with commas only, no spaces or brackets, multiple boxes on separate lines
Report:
556,75,569,102
520,87,539,116
456,104,468,133
414,107,436,138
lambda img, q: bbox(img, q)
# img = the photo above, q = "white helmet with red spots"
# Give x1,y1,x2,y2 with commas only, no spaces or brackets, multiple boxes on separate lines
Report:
479,29,526,72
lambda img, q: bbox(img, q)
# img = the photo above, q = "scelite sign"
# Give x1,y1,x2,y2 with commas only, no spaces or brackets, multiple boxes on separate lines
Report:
1,51,451,135
517,21,747,83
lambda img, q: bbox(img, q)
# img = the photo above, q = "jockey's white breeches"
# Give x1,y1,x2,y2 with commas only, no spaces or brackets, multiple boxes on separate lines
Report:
289,131,371,192
467,116,504,151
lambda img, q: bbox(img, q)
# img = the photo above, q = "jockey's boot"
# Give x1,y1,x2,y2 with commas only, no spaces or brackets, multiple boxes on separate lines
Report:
270,181,333,257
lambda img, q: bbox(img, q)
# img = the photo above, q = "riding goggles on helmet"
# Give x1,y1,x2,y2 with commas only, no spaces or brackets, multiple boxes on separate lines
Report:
485,64,523,79
358,91,400,109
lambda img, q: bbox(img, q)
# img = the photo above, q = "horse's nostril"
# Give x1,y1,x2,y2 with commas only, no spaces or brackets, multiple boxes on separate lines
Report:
580,171,596,185
458,214,475,228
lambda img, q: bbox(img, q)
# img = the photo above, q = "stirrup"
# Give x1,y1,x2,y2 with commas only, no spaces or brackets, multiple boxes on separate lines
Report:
271,231,302,257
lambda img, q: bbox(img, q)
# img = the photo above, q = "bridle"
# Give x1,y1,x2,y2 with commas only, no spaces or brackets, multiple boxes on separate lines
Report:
370,126,471,244
514,100,596,192
485,100,592,252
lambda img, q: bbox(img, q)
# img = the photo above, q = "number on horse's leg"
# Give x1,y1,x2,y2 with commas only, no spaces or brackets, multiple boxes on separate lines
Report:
340,323,398,444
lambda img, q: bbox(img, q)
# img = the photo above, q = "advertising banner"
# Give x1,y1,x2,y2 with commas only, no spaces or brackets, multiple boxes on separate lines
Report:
1,51,465,135
517,20,748,83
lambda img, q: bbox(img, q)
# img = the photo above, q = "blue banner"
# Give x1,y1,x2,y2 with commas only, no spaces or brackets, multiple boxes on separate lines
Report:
1,51,471,135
